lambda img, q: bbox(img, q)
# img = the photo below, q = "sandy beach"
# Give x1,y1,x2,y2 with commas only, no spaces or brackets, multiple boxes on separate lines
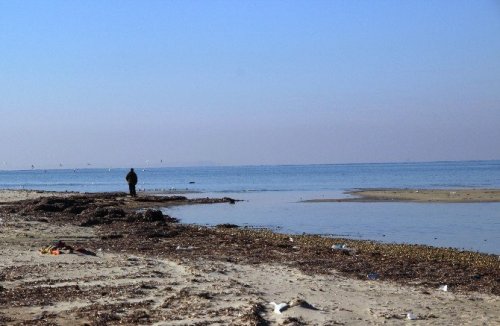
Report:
303,188,500,203
1,190,498,325
0,189,75,203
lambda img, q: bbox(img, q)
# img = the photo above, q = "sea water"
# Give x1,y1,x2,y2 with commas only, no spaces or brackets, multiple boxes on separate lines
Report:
1,161,499,254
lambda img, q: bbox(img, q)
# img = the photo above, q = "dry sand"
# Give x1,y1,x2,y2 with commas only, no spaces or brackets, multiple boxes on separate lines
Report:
0,190,498,325
0,189,74,203
303,188,500,203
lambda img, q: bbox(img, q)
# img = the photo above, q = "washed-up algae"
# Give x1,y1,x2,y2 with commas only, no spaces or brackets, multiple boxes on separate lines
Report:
2,193,499,298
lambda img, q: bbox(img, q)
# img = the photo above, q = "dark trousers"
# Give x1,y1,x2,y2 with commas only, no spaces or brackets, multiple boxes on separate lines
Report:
128,184,137,196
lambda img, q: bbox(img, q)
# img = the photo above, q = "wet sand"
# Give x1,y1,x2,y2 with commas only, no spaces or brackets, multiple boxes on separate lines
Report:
0,190,499,325
303,188,500,203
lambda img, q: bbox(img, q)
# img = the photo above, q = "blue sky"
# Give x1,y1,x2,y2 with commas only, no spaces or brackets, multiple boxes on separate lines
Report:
1,1,499,169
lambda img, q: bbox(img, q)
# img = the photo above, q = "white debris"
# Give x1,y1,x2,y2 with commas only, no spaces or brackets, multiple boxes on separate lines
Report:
439,284,448,292
332,243,347,250
176,245,195,250
332,243,357,255
407,312,417,320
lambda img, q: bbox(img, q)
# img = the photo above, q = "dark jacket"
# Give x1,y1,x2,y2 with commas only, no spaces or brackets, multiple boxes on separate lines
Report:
126,170,138,185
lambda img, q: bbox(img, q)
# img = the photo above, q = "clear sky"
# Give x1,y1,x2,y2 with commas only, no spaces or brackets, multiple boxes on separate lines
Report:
1,0,499,169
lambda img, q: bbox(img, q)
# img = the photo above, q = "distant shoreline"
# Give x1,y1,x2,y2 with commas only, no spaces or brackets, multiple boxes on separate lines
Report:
302,188,500,203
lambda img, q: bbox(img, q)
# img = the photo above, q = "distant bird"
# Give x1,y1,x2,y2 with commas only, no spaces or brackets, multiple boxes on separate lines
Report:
269,302,288,314
31,164,35,169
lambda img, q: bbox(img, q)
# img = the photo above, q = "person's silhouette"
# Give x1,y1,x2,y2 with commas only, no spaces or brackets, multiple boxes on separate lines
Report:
125,168,138,196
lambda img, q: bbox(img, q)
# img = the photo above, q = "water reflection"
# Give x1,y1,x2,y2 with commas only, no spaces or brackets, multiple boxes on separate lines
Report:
166,191,500,255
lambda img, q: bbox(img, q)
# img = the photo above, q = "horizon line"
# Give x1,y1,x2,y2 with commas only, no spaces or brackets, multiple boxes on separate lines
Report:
2,159,499,172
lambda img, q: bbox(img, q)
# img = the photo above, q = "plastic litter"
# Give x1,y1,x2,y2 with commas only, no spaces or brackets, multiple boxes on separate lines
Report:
332,243,347,250
367,272,380,280
39,240,96,256
439,284,448,292
407,312,417,320
39,246,60,255
176,245,195,250
332,243,356,255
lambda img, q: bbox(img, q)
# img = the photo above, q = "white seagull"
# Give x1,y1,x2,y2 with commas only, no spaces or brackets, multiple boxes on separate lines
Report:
269,302,288,314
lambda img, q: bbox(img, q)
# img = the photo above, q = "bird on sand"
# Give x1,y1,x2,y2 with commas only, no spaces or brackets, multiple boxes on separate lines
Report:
269,302,288,314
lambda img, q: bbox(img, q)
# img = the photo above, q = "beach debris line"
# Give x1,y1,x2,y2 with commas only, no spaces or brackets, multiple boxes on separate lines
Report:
216,223,239,229
223,197,237,204
142,209,165,222
6,193,237,228
2,193,499,296
39,240,96,256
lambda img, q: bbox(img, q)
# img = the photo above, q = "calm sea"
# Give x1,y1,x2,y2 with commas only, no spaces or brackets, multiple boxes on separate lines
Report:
1,161,499,254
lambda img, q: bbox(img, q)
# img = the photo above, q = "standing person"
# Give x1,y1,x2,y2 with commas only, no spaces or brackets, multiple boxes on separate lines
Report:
126,168,138,197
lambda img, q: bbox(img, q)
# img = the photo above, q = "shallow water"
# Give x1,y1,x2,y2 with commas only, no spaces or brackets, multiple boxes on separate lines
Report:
167,190,500,254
